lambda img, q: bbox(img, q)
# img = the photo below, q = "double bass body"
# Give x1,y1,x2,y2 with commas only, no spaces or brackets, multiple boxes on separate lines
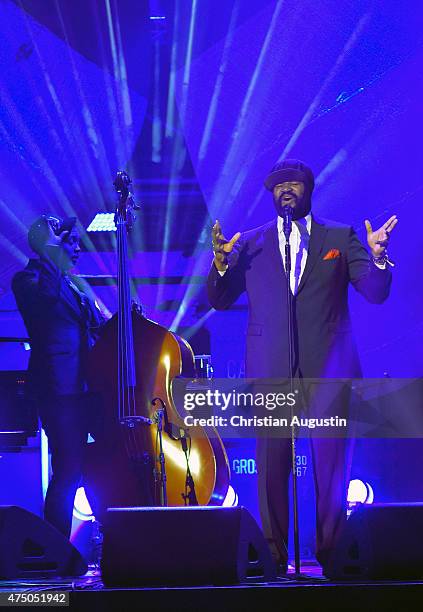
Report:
83,172,229,520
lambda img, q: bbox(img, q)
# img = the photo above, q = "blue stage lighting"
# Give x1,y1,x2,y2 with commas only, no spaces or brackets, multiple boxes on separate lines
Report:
149,0,166,20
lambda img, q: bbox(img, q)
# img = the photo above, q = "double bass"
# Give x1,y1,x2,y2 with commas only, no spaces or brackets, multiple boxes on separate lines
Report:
84,171,229,519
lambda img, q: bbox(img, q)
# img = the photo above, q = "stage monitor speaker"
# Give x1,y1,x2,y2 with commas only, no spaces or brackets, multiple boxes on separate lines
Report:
101,506,276,586
0,506,87,578
327,503,423,580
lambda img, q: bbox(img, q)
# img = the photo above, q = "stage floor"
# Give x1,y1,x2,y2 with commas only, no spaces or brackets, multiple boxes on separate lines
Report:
1,563,423,611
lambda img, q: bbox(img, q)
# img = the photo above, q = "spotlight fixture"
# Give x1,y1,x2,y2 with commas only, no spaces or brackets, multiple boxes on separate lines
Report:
73,487,95,522
347,478,374,515
222,485,239,507
86,212,116,232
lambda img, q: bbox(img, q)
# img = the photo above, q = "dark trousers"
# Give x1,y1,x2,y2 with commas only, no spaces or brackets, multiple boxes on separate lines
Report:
256,381,354,568
39,394,98,539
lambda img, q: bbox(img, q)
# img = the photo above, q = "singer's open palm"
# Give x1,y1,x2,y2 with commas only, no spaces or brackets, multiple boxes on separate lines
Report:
212,220,241,271
365,215,398,257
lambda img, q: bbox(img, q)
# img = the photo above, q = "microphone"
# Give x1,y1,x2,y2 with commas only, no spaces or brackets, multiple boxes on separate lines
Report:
280,202,293,240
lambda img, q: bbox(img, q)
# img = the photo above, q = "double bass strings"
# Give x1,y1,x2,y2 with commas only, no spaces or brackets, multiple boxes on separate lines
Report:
122,219,137,418
117,215,138,459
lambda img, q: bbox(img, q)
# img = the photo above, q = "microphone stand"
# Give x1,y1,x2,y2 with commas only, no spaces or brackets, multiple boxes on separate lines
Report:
151,398,168,507
281,204,301,577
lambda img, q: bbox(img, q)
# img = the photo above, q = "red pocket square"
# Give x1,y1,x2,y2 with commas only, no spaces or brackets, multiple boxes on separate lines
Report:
323,248,341,260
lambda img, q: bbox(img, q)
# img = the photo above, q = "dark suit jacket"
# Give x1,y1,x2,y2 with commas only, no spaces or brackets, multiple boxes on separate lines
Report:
12,257,105,397
207,216,392,378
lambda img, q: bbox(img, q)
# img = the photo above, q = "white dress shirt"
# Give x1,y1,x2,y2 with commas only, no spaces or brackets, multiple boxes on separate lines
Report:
278,214,312,294
217,215,312,292
217,214,386,286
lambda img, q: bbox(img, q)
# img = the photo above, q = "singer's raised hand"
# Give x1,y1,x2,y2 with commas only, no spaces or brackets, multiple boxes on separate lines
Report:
212,220,241,271
365,215,398,257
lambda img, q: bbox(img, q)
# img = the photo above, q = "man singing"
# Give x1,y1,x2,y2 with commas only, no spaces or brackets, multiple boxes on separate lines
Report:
12,216,105,538
207,159,397,574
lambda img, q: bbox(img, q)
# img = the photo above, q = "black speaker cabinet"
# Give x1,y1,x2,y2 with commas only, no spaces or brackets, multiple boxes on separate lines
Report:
101,506,276,586
327,503,423,580
0,506,87,578
0,371,37,434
